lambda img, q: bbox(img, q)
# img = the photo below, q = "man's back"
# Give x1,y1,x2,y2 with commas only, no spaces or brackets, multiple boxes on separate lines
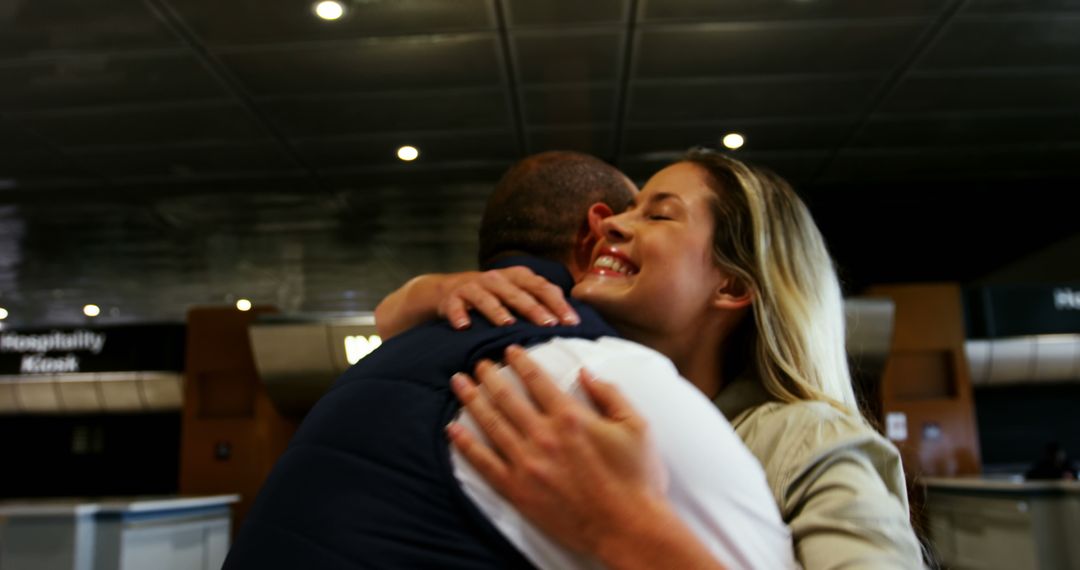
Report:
223,257,616,569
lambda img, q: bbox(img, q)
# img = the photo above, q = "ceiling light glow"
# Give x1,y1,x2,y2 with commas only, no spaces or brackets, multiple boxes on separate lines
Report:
83,304,101,317
0,308,7,320
236,299,252,312
314,0,345,20
722,133,745,150
397,145,419,161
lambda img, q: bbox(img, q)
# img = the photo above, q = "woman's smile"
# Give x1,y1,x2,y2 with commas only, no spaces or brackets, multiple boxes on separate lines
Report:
589,247,639,278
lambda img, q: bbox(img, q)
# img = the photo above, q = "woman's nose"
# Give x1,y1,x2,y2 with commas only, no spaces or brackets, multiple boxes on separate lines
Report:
599,213,631,243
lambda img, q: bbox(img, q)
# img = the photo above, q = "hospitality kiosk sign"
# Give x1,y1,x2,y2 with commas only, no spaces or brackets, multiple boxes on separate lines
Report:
0,324,184,375
0,330,106,373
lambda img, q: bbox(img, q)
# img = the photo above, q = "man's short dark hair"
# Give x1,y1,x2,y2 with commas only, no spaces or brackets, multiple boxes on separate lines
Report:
478,151,634,265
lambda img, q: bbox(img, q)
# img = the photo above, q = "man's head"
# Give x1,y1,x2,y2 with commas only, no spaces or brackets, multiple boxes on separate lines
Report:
478,151,636,273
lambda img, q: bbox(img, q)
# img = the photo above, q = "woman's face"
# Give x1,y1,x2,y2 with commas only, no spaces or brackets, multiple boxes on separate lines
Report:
572,161,729,336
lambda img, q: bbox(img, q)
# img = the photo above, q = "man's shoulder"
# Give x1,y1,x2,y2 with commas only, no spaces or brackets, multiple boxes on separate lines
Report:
529,336,676,372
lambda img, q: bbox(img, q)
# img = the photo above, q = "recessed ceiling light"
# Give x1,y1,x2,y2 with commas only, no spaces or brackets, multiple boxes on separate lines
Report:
314,0,345,20
397,145,419,161
722,133,745,150
236,299,252,312
83,304,101,317
0,308,8,320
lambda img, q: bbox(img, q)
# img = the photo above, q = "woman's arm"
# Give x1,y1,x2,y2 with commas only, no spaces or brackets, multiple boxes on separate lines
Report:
780,432,925,568
373,267,580,339
447,346,727,570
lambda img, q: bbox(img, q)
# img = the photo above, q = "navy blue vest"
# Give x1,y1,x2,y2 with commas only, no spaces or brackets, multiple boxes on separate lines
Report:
224,256,618,569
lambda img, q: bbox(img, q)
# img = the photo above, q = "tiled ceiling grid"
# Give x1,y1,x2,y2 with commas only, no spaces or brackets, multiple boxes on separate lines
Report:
0,0,1078,326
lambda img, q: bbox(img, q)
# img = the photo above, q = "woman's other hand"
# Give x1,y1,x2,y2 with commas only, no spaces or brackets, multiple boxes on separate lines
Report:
447,345,667,554
438,267,579,331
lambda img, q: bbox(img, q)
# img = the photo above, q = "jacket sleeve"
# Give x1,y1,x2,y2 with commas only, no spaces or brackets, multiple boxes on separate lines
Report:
780,428,924,570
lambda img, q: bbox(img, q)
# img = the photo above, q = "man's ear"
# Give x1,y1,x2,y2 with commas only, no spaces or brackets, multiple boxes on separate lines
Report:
574,203,614,272
713,276,754,311
587,202,614,237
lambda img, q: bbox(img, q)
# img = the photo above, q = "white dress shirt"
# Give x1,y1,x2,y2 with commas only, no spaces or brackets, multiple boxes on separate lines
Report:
453,336,796,570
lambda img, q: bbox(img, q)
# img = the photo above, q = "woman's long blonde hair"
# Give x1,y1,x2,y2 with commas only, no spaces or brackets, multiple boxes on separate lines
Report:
684,149,859,413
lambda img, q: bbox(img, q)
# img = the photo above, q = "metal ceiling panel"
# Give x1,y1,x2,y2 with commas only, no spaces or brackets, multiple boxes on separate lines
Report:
635,21,928,78
295,131,518,170
918,15,1080,69
627,76,882,122
964,0,1080,15
619,151,829,185
623,120,855,155
10,102,267,148
855,112,1080,147
72,142,300,179
882,72,1080,113
640,0,951,22
0,149,90,182
529,127,615,156
821,144,1080,182
0,54,225,111
522,85,616,125
257,88,509,138
0,0,179,58
326,163,511,189
513,31,623,85
506,0,628,27
0,0,1079,328
217,35,503,95
737,151,831,184
0,121,57,155
0,123,94,183
164,0,493,45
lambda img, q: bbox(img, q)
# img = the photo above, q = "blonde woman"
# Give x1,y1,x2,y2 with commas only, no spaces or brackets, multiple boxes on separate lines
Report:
379,150,923,568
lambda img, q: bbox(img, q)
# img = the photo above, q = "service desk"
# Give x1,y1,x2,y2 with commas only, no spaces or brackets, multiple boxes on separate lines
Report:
0,495,238,570
925,477,1080,570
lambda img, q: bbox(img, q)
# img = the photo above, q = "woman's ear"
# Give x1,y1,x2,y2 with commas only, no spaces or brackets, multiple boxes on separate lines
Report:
713,277,754,311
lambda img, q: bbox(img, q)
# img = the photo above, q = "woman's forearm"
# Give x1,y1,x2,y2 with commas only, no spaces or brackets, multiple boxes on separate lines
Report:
374,272,477,338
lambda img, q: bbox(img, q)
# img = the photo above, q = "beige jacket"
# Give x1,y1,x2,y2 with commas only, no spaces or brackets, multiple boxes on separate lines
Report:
715,377,924,569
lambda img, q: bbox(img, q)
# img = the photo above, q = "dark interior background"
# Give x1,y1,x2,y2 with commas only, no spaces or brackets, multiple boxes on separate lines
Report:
1,0,1078,327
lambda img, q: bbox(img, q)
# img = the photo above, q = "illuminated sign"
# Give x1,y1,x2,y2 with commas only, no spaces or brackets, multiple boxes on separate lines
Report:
0,330,106,374
1055,288,1080,311
0,325,185,376
344,335,382,365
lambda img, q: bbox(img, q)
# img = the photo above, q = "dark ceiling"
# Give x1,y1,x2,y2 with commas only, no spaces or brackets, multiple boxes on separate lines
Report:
1,0,1078,327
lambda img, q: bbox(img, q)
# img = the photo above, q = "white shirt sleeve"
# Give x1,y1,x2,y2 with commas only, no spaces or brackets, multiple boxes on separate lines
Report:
453,336,795,570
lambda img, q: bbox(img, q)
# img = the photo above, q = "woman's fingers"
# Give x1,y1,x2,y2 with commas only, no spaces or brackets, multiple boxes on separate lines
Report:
456,282,517,326
435,267,579,329
579,368,638,424
480,270,559,327
472,359,543,436
450,372,525,461
440,295,472,330
446,422,510,490
504,345,579,414
515,273,579,326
